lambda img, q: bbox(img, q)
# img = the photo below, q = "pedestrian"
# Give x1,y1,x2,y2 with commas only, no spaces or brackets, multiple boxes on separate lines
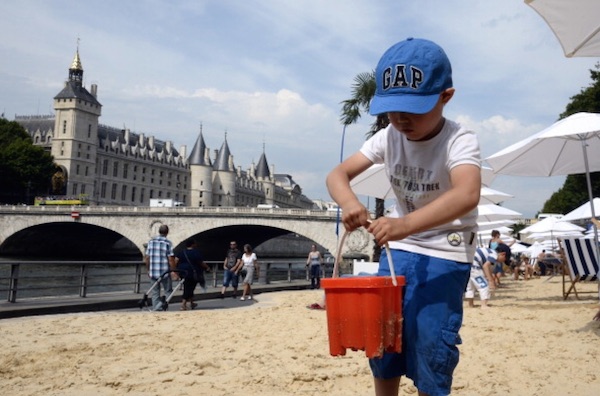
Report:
306,244,323,289
144,224,177,311
220,240,243,299
240,244,259,301
176,239,210,310
326,37,481,395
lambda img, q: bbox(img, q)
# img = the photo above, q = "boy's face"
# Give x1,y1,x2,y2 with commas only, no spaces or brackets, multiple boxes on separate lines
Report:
387,88,454,141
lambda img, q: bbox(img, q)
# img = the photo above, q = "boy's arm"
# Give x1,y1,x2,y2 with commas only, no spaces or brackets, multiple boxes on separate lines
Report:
326,152,374,231
368,163,481,245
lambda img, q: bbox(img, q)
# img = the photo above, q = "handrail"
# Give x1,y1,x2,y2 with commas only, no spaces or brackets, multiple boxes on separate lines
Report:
0,259,325,303
0,205,340,219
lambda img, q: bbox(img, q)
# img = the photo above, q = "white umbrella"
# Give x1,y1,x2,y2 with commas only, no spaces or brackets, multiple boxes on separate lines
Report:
511,242,530,254
350,164,393,200
479,186,514,205
561,197,600,221
520,216,585,234
485,112,600,254
481,166,496,187
477,204,522,223
526,0,600,58
351,164,504,201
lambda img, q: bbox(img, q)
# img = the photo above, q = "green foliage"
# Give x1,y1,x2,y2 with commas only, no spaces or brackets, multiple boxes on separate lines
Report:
541,63,600,215
0,118,56,204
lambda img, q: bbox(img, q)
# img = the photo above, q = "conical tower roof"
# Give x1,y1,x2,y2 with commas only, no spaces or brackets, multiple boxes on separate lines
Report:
255,152,270,178
188,129,211,166
214,134,233,171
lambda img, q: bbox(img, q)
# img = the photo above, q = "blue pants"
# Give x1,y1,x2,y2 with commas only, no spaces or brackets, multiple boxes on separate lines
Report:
310,264,321,289
369,249,470,396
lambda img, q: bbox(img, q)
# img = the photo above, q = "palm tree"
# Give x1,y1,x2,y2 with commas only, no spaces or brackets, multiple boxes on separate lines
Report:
340,71,389,261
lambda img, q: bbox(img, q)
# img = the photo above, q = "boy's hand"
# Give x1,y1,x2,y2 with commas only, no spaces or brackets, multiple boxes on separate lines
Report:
341,202,370,232
367,217,407,246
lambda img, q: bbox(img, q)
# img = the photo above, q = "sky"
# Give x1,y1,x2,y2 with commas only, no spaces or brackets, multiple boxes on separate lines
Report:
1,0,598,218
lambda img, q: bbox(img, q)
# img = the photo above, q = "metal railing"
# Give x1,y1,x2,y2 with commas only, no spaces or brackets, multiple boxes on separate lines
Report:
0,260,332,303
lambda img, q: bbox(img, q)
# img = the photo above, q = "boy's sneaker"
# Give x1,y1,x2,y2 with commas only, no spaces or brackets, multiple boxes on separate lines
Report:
240,297,246,301
248,296,253,300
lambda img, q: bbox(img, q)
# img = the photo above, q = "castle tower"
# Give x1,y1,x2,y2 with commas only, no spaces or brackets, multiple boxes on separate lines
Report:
255,145,276,205
51,46,102,200
212,132,236,206
188,125,213,207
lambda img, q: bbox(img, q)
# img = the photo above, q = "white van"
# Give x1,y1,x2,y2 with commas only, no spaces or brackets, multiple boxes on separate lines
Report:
257,204,280,209
537,213,563,221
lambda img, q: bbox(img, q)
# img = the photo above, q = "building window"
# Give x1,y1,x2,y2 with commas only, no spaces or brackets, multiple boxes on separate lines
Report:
63,120,66,134
111,183,117,199
81,185,86,194
102,160,108,176
85,166,89,176
123,164,128,179
88,125,91,138
121,185,127,201
113,162,119,177
76,164,80,175
101,182,107,198
140,188,145,203
131,187,136,202
72,183,78,195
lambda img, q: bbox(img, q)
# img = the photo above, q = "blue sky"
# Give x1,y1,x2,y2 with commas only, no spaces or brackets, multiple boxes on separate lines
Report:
1,0,597,218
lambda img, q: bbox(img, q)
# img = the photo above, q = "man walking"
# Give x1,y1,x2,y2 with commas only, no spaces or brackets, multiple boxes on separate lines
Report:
145,224,176,311
220,241,243,298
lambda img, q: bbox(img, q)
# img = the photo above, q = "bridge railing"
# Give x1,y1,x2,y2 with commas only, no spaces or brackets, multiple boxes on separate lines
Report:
0,205,341,219
0,260,333,303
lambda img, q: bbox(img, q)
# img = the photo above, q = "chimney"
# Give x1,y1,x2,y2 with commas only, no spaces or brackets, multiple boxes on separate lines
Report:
91,84,98,98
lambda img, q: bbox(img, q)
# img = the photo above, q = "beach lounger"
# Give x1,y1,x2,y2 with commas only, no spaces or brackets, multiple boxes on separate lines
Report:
559,238,599,300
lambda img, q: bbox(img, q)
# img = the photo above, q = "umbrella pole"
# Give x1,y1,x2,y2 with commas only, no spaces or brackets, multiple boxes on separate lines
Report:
580,138,600,265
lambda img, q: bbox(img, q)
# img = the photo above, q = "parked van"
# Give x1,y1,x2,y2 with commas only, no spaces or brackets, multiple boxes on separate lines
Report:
257,204,280,209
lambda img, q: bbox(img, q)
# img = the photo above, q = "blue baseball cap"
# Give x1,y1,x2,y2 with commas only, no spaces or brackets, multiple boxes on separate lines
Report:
370,37,453,115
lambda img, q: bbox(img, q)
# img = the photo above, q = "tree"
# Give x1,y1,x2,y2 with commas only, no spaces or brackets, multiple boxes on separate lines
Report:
0,118,56,204
340,71,389,260
541,63,600,214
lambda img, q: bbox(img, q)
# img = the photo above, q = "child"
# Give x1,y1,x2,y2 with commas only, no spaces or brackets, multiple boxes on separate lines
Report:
465,247,505,309
326,37,481,396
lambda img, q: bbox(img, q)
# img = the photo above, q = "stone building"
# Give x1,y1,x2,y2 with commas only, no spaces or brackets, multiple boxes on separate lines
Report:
16,49,315,209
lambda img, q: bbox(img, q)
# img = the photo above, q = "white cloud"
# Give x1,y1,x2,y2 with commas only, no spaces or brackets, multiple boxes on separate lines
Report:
1,0,597,219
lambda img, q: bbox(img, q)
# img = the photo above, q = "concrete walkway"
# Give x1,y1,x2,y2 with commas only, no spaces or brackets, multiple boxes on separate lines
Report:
0,280,312,319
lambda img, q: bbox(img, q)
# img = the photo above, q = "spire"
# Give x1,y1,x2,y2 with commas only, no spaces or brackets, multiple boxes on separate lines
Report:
214,132,233,171
188,123,211,166
68,38,83,86
255,142,271,178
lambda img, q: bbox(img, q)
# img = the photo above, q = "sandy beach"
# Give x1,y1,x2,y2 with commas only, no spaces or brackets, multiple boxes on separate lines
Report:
1,276,599,396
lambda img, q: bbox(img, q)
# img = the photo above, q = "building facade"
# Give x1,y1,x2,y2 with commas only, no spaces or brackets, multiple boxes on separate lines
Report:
16,50,315,209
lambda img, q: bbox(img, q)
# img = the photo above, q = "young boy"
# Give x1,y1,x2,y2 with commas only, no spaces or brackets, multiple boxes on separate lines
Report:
326,38,481,396
465,247,501,309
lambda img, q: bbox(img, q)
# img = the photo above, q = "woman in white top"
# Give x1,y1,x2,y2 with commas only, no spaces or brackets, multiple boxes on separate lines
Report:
240,244,259,301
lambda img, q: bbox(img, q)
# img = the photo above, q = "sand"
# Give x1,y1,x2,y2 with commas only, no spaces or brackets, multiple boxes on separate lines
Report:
1,276,599,396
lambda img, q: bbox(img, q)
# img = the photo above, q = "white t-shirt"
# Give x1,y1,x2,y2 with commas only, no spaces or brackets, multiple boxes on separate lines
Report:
242,252,257,267
361,119,480,263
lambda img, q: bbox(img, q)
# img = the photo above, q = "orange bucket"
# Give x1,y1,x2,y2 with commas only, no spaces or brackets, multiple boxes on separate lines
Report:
321,275,405,358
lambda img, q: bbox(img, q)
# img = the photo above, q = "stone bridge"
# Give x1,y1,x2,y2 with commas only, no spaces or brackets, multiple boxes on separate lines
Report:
0,206,374,261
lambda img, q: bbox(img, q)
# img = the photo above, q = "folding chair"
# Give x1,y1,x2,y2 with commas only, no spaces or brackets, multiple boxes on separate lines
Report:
559,237,599,300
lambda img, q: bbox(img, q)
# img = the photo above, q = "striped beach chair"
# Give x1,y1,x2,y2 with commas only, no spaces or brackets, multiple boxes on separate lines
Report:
559,237,599,300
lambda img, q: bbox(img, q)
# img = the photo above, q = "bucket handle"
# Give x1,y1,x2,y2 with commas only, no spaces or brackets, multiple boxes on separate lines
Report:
332,226,397,286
